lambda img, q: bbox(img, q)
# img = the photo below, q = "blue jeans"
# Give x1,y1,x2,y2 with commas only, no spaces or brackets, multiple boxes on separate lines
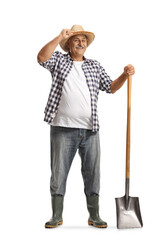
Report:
50,126,100,196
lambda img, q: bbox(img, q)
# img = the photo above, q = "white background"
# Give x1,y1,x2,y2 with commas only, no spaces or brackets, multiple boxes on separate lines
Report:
0,0,160,239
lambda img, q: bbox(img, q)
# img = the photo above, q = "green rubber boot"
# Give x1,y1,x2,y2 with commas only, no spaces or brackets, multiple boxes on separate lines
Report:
45,195,64,228
86,195,108,228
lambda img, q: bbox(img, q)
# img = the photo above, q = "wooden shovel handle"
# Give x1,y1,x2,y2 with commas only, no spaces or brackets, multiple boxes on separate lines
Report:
126,75,132,179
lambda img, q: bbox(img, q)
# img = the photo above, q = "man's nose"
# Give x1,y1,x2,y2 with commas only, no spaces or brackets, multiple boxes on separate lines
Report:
78,40,83,46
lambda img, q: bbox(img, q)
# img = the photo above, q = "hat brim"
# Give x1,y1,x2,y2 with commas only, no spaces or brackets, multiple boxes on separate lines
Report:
59,31,95,52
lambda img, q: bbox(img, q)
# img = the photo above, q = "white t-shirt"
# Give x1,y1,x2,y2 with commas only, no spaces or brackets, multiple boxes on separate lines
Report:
50,60,92,129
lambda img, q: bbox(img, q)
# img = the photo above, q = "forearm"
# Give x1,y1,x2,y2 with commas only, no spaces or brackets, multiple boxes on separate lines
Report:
37,34,62,63
110,72,128,93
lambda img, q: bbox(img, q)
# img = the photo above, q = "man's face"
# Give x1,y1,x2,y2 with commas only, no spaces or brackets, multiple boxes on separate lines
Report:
67,34,88,59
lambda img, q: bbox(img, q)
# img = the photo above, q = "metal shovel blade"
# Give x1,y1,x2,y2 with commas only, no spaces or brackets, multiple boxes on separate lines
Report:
115,195,143,229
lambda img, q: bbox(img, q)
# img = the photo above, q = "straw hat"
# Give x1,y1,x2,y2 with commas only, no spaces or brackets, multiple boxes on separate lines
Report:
59,25,95,52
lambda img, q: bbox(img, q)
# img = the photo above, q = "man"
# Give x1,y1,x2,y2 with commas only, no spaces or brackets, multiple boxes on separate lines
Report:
37,25,135,229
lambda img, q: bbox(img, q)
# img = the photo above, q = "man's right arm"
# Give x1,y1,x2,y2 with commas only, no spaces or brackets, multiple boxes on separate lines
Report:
37,29,73,63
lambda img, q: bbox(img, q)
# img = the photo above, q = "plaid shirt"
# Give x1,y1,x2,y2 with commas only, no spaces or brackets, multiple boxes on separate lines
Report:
38,51,112,132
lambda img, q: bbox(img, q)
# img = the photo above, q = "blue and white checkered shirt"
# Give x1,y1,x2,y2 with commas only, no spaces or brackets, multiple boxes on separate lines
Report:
38,51,112,132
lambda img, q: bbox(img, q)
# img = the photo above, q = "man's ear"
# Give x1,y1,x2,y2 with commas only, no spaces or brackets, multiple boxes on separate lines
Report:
86,36,89,47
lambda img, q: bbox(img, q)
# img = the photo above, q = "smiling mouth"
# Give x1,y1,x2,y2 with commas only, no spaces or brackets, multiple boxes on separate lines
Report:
76,46,84,49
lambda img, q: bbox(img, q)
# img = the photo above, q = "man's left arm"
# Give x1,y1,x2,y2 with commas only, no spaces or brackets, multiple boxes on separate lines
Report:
111,64,135,93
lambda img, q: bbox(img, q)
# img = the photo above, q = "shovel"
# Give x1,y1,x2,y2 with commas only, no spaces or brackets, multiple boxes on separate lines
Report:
115,75,143,229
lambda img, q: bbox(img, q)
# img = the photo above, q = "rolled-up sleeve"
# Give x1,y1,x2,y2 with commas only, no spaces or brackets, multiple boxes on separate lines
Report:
99,64,113,93
38,51,61,72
